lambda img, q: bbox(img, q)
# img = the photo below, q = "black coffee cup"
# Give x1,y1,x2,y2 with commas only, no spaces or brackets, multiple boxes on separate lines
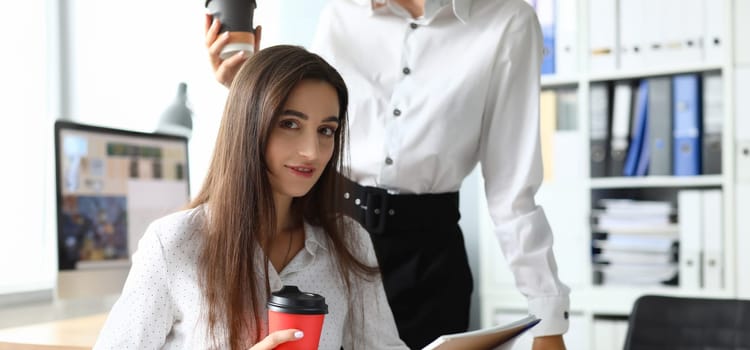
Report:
205,0,258,59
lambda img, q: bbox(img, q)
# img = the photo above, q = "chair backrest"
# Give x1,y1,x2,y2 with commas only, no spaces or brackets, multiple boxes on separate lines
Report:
624,295,750,350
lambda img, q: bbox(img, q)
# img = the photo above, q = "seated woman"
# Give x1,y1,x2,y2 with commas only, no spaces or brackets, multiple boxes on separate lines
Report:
94,45,408,350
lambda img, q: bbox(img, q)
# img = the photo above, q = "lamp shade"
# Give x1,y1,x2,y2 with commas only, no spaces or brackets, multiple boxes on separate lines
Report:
157,82,193,138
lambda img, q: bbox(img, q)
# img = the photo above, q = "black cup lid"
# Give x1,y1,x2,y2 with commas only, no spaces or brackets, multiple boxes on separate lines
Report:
267,285,328,315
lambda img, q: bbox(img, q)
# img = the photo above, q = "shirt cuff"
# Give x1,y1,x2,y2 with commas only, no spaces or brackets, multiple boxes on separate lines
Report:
527,294,570,336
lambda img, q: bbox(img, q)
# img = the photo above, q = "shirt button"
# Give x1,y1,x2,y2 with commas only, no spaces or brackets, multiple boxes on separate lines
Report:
385,157,393,165
402,67,411,75
393,109,401,116
410,23,418,29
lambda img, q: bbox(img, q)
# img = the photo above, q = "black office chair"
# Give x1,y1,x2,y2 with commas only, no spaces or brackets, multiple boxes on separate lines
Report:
624,295,750,350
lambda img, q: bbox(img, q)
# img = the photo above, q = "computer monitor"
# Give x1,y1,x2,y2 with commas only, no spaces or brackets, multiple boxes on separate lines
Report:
54,121,190,280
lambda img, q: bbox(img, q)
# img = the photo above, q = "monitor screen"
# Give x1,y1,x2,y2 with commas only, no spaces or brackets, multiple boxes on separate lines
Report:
54,121,190,271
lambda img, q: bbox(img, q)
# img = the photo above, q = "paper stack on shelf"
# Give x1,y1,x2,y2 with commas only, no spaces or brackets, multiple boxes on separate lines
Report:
591,199,678,286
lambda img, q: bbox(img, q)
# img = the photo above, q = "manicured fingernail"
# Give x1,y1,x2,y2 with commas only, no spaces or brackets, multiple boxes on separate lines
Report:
294,331,304,339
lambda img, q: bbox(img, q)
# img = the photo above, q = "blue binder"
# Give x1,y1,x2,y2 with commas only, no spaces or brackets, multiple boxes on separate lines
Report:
536,0,556,75
636,125,650,176
672,74,702,176
623,80,649,176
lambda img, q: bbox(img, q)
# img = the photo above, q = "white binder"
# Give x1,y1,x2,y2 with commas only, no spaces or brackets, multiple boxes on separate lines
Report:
643,0,668,67
678,190,703,290
738,185,750,298
703,0,725,64
736,68,750,183
555,0,578,76
676,0,704,64
735,0,750,64
609,81,633,176
661,0,684,65
618,0,645,71
701,189,723,290
588,0,618,72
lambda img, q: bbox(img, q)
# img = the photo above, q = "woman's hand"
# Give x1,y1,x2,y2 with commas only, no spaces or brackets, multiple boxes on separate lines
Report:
532,335,566,350
204,14,262,88
248,329,304,350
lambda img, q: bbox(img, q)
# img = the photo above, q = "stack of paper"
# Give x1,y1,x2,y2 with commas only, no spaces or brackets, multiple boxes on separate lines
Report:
592,199,678,286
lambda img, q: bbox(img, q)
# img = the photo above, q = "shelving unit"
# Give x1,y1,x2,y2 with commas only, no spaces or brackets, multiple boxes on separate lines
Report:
477,0,744,348
541,75,579,88
587,64,723,83
589,175,724,189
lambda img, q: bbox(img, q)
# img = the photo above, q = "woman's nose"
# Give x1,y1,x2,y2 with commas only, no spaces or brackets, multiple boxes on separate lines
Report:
297,133,319,160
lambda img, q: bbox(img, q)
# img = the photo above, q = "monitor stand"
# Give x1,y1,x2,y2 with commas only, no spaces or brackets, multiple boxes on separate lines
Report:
56,266,129,299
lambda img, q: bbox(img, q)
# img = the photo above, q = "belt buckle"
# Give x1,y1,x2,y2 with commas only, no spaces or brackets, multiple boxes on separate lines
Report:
360,186,388,234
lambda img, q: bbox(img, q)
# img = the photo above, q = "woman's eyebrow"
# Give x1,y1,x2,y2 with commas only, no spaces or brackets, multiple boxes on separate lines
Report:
322,116,340,124
281,109,309,119
282,109,340,124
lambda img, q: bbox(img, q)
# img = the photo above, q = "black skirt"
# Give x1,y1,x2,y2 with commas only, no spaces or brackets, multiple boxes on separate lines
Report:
342,178,473,349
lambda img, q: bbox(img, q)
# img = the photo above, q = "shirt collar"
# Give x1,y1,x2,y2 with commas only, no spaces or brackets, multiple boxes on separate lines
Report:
303,222,329,255
355,0,472,24
451,0,471,23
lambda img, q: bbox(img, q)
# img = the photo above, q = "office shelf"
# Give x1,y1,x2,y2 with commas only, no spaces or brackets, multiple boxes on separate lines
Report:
478,1,743,349
589,175,724,189
588,63,723,82
541,75,579,88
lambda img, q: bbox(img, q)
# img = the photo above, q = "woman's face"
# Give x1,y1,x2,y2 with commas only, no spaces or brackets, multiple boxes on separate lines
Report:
265,79,340,201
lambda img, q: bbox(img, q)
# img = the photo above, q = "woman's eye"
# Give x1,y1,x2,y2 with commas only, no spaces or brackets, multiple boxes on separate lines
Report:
280,119,299,129
319,126,336,137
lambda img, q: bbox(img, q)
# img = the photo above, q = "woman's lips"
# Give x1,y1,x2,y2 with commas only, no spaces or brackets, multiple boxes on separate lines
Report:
286,165,314,178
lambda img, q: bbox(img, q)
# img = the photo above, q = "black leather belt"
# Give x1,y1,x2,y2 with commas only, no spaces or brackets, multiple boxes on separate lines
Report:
340,177,460,235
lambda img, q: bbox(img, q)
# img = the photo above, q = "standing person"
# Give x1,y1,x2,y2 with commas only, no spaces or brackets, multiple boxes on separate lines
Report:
206,1,571,349
95,45,408,350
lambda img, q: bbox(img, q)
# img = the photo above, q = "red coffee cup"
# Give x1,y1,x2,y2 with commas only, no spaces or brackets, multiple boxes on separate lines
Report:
267,285,328,350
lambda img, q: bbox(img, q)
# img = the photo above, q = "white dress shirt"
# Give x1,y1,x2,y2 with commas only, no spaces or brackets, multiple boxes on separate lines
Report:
94,206,408,349
311,0,570,336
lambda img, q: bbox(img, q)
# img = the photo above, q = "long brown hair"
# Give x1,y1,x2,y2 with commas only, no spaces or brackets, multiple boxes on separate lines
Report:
189,45,377,349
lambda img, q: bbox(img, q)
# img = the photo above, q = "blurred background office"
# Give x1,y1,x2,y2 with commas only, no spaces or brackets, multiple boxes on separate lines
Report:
0,0,295,300
1,1,749,349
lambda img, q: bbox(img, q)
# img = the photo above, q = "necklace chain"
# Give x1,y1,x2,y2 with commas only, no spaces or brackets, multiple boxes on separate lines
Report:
281,229,294,267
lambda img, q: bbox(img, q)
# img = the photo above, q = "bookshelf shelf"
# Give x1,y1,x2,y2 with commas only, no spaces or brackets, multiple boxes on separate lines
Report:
541,75,579,88
589,175,724,189
585,286,734,315
588,64,723,83
482,286,735,316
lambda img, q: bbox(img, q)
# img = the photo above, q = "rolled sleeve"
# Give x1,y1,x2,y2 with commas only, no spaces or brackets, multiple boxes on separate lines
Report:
528,294,570,336
479,5,570,337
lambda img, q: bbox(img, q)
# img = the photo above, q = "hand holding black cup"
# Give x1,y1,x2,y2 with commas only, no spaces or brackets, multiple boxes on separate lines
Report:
205,0,259,59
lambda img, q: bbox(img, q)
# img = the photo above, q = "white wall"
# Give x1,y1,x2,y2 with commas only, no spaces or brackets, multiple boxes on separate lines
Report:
0,0,284,296
0,0,56,295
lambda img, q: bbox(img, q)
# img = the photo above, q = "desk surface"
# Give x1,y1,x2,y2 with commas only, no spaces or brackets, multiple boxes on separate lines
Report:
0,313,107,350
